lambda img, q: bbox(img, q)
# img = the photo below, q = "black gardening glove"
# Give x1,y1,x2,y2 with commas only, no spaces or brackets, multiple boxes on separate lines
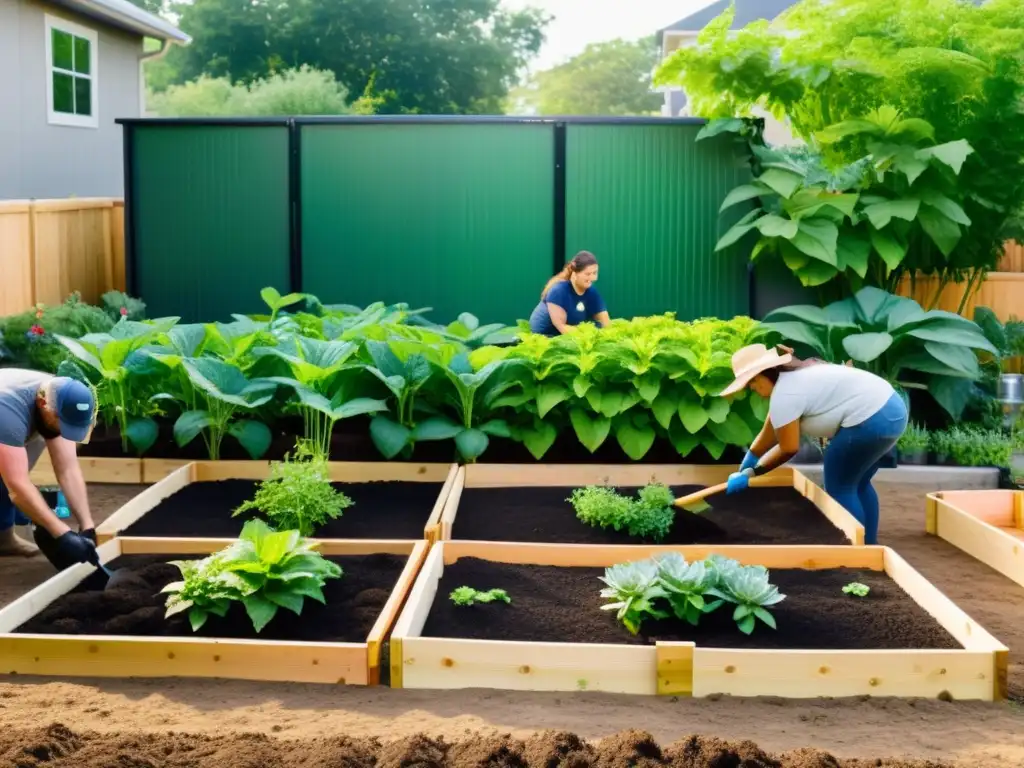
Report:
35,527,99,571
81,528,96,544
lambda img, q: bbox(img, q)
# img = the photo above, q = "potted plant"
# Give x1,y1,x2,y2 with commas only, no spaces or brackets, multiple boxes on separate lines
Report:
930,430,954,466
896,423,929,465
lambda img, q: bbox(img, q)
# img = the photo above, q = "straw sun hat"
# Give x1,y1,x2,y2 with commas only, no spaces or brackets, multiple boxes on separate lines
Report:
718,344,794,398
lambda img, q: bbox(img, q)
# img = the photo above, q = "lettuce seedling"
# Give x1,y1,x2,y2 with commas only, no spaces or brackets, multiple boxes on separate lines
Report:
449,587,511,606
599,560,668,635
842,582,870,597
704,563,786,634
162,519,343,633
232,442,352,537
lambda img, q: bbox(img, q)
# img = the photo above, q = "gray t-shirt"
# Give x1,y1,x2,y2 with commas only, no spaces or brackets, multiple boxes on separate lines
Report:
0,369,51,448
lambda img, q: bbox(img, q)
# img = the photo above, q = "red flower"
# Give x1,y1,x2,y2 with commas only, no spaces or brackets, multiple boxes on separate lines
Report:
120,307,128,316
29,325,44,336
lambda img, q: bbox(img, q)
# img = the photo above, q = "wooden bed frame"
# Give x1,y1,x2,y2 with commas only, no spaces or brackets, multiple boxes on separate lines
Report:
0,537,429,685
926,489,1024,589
432,464,865,546
94,460,459,545
389,541,1006,701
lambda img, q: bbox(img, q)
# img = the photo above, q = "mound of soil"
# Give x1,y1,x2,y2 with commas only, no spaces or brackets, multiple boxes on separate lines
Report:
452,486,848,545
422,559,960,650
118,479,444,540
14,553,407,643
0,723,952,768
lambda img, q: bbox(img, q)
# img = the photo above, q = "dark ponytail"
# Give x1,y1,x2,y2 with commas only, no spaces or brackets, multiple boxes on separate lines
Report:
541,251,598,299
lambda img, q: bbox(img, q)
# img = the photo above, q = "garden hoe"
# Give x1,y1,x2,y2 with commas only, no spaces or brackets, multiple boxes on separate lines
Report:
672,469,780,514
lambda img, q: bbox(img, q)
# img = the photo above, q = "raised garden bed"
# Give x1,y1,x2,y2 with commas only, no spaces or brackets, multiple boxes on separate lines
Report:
926,489,1024,589
94,461,458,545
435,464,864,546
0,536,429,684
389,541,1007,700
30,454,145,485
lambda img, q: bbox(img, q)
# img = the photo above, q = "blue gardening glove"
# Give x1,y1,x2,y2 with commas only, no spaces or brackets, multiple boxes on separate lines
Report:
739,449,759,473
726,468,752,495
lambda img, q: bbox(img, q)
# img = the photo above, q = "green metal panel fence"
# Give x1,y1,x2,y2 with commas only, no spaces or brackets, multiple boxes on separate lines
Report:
300,123,555,325
564,124,753,321
120,117,757,326
129,124,291,322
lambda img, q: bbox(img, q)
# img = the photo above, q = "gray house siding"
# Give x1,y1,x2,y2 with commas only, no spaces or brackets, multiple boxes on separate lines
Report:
0,0,142,199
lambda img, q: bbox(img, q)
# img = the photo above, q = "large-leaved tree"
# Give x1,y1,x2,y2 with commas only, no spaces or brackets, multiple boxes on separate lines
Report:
655,0,1024,293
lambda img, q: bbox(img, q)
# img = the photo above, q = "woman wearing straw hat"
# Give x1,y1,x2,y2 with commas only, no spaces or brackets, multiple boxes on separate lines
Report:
718,343,908,545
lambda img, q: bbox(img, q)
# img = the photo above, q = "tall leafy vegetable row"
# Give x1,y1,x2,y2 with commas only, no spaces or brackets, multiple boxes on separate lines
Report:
53,289,771,462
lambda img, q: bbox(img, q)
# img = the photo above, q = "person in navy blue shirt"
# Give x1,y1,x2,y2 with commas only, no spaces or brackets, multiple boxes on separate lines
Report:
529,251,611,336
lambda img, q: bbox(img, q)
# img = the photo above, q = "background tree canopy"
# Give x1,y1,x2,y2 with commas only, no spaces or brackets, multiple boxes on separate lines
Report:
512,36,662,116
146,0,550,115
655,0,1024,284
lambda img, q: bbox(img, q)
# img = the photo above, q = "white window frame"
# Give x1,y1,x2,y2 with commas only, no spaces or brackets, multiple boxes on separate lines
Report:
44,14,99,129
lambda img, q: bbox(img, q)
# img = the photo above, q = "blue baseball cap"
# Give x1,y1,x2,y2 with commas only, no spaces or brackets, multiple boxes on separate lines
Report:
52,377,97,443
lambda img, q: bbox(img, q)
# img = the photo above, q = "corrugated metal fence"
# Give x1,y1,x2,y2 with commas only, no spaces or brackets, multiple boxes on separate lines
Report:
118,116,755,325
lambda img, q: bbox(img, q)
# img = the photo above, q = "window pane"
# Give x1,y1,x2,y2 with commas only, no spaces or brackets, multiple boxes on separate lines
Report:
73,36,90,74
74,76,91,116
53,72,74,113
52,29,73,70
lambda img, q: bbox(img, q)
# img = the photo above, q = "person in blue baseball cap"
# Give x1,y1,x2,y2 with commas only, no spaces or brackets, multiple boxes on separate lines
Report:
0,369,100,569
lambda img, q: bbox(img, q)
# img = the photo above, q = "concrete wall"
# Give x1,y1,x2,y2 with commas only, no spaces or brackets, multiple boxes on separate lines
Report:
0,0,142,199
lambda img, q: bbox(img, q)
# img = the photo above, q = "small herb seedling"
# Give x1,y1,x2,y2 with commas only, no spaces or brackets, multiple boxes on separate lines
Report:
450,587,511,606
842,582,870,597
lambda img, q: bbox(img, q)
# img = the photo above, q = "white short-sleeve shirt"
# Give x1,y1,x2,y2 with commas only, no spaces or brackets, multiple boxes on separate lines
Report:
768,364,895,439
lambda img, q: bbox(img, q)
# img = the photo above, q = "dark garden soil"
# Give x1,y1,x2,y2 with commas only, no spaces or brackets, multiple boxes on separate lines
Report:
451,486,850,545
13,553,407,642
116,479,444,539
0,723,952,768
77,418,745,465
422,558,960,650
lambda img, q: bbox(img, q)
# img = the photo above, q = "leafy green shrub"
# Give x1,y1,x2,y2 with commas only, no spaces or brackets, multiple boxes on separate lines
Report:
763,287,996,420
897,423,929,453
568,483,675,541
932,426,1013,468
0,293,113,373
162,519,343,632
101,291,146,322
843,582,870,597
599,552,785,636
232,443,352,536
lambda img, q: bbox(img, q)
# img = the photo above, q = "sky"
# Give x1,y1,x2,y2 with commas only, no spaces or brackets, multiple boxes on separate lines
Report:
500,0,719,71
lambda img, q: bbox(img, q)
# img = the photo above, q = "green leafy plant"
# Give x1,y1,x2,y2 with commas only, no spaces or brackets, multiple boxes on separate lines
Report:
599,553,784,636
897,422,929,453
703,563,786,635
449,587,511,606
501,315,770,461
843,582,870,597
257,335,388,459
56,315,180,454
598,559,668,635
162,518,343,632
0,293,114,374
934,426,1014,468
567,483,675,542
654,552,715,626
710,109,976,293
232,442,352,536
763,286,998,419
101,290,147,322
653,0,1024,299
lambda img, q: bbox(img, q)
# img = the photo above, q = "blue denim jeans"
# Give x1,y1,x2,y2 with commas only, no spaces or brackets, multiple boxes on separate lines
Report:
0,436,45,531
822,392,909,545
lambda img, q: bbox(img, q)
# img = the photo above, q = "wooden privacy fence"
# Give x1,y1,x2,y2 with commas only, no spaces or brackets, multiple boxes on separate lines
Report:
897,241,1024,322
0,198,126,316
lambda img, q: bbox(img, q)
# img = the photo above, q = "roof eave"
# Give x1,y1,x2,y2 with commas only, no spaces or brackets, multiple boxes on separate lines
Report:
61,0,191,44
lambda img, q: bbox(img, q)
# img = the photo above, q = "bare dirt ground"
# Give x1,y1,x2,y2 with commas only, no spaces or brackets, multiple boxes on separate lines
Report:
0,482,1021,767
